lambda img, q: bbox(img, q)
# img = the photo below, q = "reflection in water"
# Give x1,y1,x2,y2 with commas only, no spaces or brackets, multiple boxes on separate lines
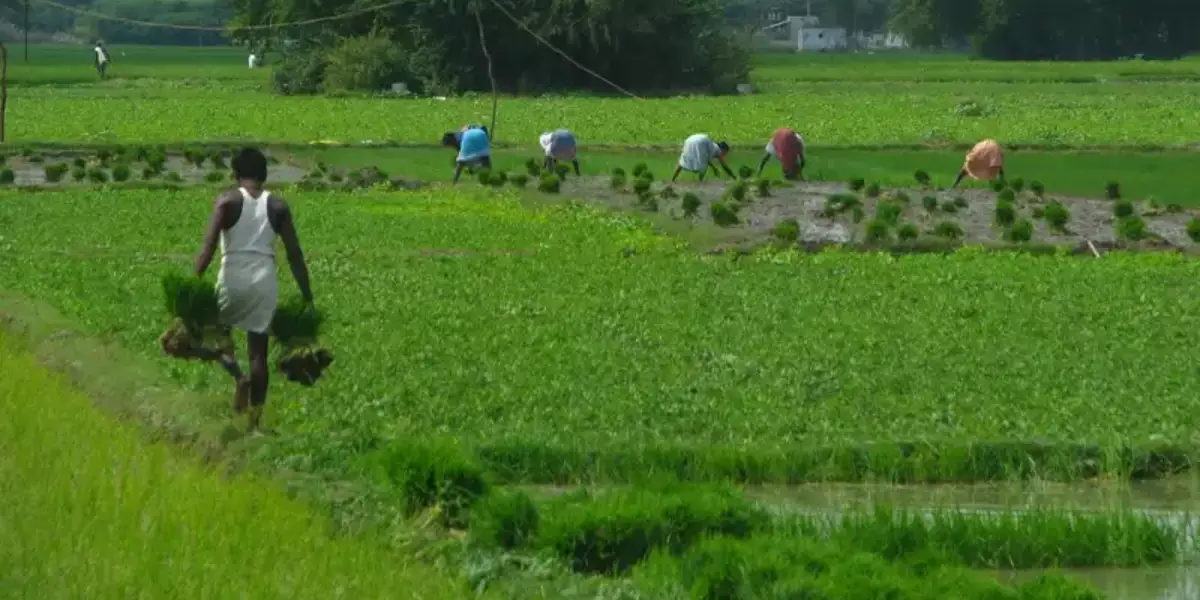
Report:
1000,566,1199,600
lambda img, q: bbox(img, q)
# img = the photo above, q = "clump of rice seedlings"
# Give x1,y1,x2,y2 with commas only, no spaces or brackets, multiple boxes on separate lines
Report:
1031,206,1045,219
488,171,508,187
1106,181,1121,199
364,439,488,528
997,188,1016,204
158,273,231,360
133,145,150,161
1113,199,1134,218
1006,218,1033,242
509,173,529,188
328,172,344,183
933,221,963,239
1166,203,1183,213
208,150,227,169
632,163,650,178
306,168,324,181
43,163,69,183
203,170,224,183
0,168,14,184
1009,177,1025,193
864,219,890,243
112,164,132,182
737,165,753,180
611,167,625,177
848,178,865,192
525,158,542,177
940,201,958,213
1044,202,1069,232
554,163,570,181
991,180,1006,192
771,218,800,243
1030,180,1045,197
271,297,334,386
921,195,938,212
537,173,560,193
953,196,968,209
165,171,183,182
71,156,86,169
681,193,701,218
822,193,860,217
610,171,627,190
86,167,108,184
470,489,539,550
994,200,1015,227
875,201,902,226
710,201,739,226
913,170,930,186
0,153,8,165
864,182,881,198
637,194,659,212
71,167,86,182
96,147,113,163
141,167,158,180
728,180,748,203
754,178,770,197
632,177,652,197
1116,215,1147,240
897,223,919,240
658,185,678,200
1187,218,1200,242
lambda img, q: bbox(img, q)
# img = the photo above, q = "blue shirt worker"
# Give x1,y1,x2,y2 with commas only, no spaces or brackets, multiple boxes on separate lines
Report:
441,125,492,184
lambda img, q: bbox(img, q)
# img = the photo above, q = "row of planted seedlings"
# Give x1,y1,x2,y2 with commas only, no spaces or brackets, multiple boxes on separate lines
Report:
344,439,1191,598
610,162,780,221
0,144,281,187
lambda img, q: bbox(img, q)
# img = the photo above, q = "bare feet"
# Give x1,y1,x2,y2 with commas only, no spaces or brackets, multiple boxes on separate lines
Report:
233,378,250,414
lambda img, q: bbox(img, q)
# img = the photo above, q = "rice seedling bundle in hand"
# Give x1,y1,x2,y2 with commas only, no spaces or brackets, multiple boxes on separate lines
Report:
271,299,333,386
159,273,231,360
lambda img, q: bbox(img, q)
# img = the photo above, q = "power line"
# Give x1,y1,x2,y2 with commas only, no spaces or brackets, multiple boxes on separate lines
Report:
483,0,641,99
37,0,641,100
35,0,410,31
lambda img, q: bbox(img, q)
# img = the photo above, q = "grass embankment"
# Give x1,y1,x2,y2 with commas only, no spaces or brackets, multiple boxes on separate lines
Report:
0,330,465,599
299,146,1200,206
0,189,1197,486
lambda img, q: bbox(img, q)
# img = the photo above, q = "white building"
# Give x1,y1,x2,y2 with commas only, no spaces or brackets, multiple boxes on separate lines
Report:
797,27,848,51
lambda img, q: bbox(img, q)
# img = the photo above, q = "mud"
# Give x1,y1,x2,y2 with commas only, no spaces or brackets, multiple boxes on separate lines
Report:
0,155,309,187
561,176,1198,251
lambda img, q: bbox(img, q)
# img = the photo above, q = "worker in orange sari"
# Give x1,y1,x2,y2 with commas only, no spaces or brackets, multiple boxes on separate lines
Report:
757,128,806,180
953,139,1005,188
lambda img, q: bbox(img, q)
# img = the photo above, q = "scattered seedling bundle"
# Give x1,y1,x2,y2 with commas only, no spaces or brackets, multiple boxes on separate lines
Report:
270,299,334,387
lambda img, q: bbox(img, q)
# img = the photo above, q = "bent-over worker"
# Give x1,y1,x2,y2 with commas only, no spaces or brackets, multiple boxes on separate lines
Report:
953,139,1005,188
191,147,314,433
540,129,580,175
758,128,806,180
672,134,734,182
441,125,491,184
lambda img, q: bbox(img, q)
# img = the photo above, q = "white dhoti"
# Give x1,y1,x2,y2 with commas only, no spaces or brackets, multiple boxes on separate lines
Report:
217,255,278,334
679,134,719,172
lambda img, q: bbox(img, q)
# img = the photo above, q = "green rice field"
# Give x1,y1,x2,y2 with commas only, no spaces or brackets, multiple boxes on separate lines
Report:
5,43,1200,599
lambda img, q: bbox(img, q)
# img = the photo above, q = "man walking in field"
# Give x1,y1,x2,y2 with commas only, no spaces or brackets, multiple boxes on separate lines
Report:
93,41,110,80
192,148,314,433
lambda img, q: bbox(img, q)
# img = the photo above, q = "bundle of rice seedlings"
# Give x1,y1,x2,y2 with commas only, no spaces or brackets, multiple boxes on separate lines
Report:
159,273,230,359
271,298,333,386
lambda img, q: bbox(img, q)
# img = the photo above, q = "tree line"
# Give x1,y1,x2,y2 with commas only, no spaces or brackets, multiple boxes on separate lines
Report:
890,0,1196,59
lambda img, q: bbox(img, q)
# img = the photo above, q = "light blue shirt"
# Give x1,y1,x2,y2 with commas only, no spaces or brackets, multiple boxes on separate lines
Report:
457,128,490,162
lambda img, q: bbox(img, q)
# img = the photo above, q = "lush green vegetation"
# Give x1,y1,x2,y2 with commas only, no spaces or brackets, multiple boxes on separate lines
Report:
0,331,468,599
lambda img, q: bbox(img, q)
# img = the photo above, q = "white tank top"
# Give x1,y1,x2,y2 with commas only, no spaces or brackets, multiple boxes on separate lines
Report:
220,187,276,263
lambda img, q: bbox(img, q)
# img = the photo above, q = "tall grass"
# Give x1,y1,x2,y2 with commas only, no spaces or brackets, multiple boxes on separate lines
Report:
0,332,466,599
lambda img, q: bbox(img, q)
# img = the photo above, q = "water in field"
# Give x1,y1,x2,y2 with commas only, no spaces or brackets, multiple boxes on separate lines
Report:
749,479,1200,600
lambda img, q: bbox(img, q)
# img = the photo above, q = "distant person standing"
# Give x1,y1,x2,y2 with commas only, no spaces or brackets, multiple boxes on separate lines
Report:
248,53,259,68
953,139,1005,188
757,128,806,180
539,129,580,175
672,133,734,182
93,41,110,80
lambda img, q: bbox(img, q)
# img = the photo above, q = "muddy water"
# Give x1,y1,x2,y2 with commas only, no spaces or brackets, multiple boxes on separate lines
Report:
749,480,1200,600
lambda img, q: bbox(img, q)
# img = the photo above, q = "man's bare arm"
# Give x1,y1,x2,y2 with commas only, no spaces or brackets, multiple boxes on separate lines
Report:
194,194,230,277
275,201,313,303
